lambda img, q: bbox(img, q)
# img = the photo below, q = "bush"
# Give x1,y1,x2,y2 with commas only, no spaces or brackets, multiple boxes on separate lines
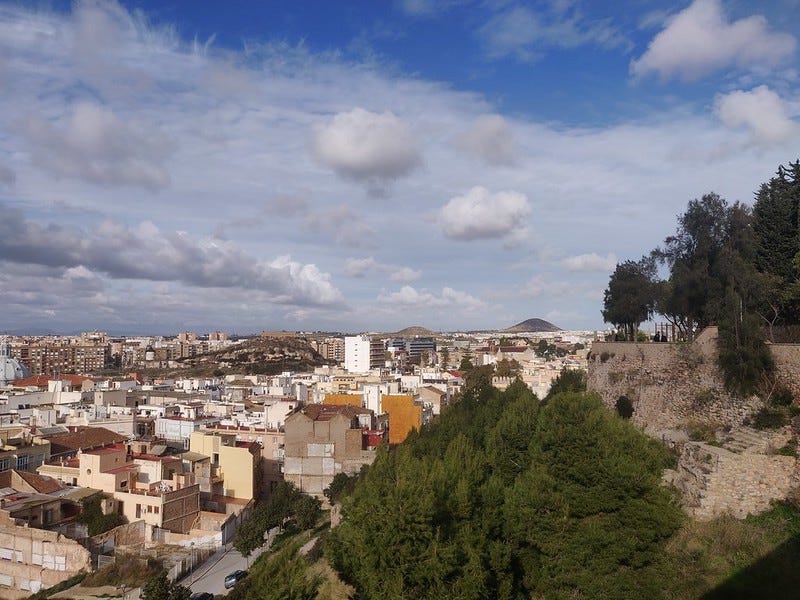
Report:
752,406,789,430
615,395,634,419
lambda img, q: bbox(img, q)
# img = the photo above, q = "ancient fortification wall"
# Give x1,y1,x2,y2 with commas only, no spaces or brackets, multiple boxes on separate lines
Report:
588,327,800,519
587,327,762,436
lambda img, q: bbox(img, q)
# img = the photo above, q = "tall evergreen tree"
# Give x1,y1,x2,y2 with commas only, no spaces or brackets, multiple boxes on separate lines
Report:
753,161,800,327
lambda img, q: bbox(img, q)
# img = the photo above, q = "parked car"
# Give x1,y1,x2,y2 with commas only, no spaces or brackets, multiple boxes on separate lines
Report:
190,594,214,600
224,570,247,589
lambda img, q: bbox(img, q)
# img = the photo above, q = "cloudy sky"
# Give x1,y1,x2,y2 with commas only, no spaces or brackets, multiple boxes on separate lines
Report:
0,0,798,335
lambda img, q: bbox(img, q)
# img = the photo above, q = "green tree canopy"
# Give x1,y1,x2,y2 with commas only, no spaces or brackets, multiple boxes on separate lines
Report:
602,256,658,341
328,381,681,599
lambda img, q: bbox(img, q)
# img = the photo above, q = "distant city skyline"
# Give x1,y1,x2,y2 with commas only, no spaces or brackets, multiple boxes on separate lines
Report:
0,0,798,333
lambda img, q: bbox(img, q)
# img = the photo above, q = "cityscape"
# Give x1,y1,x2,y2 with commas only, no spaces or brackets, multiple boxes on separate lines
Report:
2,0,800,598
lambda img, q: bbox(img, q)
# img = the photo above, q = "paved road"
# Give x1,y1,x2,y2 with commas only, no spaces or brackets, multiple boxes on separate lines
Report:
178,528,277,597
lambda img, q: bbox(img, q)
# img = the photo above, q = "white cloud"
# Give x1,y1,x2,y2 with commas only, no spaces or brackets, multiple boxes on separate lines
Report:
390,266,422,283
479,4,626,61
563,252,617,272
378,285,483,309
631,0,796,81
715,86,800,146
21,102,172,190
344,257,421,282
457,114,518,166
311,107,420,195
439,186,530,241
344,257,378,278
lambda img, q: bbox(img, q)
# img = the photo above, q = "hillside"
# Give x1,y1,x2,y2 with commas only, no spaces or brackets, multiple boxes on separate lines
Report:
503,317,561,333
391,326,435,336
171,335,328,376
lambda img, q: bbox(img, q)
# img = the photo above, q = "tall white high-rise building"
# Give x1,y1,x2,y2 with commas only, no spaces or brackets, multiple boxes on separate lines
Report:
344,335,371,373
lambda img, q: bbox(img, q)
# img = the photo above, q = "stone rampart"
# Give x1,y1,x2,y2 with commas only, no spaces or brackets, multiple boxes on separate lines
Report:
668,441,799,520
589,327,800,519
588,327,766,435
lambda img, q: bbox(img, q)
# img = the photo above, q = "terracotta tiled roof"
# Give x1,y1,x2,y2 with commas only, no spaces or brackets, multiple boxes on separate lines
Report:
14,470,64,494
0,470,64,495
44,427,129,456
303,404,372,422
12,374,93,388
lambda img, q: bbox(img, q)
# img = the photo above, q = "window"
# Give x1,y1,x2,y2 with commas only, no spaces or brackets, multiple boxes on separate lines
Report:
0,459,8,472
16,455,29,470
154,506,159,514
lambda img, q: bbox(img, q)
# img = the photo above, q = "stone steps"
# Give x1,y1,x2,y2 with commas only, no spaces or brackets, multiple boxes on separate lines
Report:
721,427,772,454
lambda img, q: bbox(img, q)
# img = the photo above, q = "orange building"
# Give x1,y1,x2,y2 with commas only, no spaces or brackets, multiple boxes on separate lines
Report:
382,394,422,445
323,393,362,408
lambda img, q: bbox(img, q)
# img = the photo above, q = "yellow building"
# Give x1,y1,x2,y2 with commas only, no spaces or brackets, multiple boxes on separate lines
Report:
189,431,259,501
381,394,422,445
323,393,362,407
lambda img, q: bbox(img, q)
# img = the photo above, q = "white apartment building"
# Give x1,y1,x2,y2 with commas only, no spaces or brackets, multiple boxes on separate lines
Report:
344,335,371,373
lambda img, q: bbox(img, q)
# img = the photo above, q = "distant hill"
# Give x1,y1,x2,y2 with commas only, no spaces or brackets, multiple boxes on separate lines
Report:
392,326,436,336
503,318,561,333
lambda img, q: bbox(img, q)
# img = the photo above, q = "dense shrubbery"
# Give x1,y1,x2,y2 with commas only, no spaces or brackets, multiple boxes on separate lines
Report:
327,381,682,599
78,495,124,536
233,482,321,557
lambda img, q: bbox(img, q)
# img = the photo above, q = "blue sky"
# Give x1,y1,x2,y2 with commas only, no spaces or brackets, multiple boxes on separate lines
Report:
0,0,798,335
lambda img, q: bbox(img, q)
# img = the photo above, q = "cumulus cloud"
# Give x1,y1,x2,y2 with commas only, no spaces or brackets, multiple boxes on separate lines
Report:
439,186,530,241
344,256,421,282
480,4,625,61
21,102,172,190
457,114,518,166
390,266,422,283
631,0,796,81
344,257,379,277
0,203,342,307
715,86,800,146
311,108,420,195
563,252,617,272
378,285,483,310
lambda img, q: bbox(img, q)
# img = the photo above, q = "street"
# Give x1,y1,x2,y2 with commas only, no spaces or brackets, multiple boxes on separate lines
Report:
178,528,277,597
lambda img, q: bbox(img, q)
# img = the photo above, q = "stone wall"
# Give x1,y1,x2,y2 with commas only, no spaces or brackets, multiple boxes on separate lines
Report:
589,327,800,520
667,441,799,520
588,327,763,435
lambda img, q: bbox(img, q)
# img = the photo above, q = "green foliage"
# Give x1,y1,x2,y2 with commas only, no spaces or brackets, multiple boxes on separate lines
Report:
753,161,800,326
545,368,586,401
234,482,320,557
140,570,190,600
25,573,86,600
227,543,322,600
717,287,774,396
78,496,124,536
602,256,659,341
458,356,474,370
752,406,789,430
324,472,359,504
327,382,681,599
494,358,521,377
615,395,634,419
294,495,322,530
